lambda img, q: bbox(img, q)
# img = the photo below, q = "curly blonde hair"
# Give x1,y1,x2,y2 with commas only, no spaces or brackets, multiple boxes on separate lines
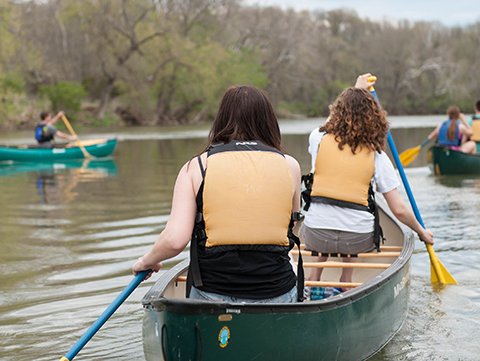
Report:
319,87,389,153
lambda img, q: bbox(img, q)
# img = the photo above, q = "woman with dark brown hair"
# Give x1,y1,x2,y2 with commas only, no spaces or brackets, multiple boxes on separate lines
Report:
132,85,302,303
302,74,433,299
428,105,476,154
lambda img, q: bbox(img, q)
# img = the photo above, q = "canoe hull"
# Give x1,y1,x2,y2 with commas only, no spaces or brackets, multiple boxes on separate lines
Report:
0,138,117,161
142,201,414,361
429,145,480,175
143,262,410,361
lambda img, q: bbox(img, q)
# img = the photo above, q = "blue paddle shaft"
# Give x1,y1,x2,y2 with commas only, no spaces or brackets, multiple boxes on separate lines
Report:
420,139,430,148
62,270,150,361
370,90,425,229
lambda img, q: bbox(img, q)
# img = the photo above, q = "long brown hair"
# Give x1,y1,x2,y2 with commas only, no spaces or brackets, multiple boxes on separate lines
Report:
446,106,460,142
320,87,388,153
202,85,283,152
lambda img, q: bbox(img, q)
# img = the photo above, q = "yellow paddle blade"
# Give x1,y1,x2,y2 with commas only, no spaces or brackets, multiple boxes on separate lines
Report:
427,244,457,285
430,262,457,285
399,145,421,166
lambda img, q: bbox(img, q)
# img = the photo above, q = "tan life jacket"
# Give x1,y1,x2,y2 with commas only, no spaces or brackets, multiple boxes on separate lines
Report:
311,134,375,209
470,118,480,142
188,140,305,300
200,141,293,249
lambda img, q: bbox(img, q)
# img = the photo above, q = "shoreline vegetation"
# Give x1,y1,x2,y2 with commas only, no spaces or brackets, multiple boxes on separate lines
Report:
1,0,480,132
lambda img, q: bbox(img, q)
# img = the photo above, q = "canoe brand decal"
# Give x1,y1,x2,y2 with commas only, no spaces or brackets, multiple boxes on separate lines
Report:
394,274,409,298
236,141,257,146
226,308,241,314
218,326,230,348
52,149,66,154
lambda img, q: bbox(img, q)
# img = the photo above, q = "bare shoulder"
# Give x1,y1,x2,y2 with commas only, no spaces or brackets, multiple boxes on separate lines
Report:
284,154,301,174
179,153,207,190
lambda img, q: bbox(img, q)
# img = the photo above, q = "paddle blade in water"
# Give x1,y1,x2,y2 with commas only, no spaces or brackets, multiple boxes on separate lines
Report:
427,244,457,285
399,146,421,166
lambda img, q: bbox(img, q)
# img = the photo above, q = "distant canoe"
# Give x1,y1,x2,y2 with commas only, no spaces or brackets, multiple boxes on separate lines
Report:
0,138,117,162
429,145,480,175
141,199,413,361
0,158,118,177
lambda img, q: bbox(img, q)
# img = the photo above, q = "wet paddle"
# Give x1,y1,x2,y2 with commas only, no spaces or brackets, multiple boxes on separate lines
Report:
367,76,457,286
59,270,151,361
61,115,92,158
399,139,430,166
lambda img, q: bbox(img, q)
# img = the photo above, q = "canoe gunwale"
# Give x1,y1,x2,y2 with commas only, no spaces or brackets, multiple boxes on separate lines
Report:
142,197,415,314
0,138,117,161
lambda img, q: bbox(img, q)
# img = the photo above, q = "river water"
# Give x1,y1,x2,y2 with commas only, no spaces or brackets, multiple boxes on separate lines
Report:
1,116,479,361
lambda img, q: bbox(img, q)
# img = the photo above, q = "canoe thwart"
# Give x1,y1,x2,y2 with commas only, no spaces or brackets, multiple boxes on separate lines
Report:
291,250,401,258
299,244,402,252
301,261,391,269
305,281,362,288
173,276,362,290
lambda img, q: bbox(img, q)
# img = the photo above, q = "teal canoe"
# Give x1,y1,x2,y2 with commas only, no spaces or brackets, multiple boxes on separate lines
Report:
429,145,480,175
0,138,117,162
141,199,413,361
0,158,118,177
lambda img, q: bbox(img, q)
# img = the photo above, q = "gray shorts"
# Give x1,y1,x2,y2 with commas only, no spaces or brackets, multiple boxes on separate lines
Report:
302,225,374,255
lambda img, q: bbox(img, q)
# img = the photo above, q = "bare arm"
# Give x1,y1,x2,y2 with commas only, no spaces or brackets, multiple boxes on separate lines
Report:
383,188,434,244
55,131,78,141
47,111,64,125
132,160,200,278
428,125,441,141
458,113,473,137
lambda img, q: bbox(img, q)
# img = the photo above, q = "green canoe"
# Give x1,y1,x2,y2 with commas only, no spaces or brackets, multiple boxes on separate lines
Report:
141,199,413,361
429,145,480,175
0,138,117,162
0,158,118,177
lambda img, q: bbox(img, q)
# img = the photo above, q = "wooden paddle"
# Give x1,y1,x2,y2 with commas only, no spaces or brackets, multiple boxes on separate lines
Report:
367,76,457,286
61,114,92,158
399,139,430,166
59,270,151,361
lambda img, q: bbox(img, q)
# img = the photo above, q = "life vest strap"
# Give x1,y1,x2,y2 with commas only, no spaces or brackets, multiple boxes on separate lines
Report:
186,156,207,295
302,173,385,253
310,196,370,212
289,212,305,302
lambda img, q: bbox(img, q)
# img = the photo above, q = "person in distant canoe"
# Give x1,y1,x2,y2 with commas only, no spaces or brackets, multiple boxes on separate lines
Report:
467,98,480,126
468,98,480,142
35,110,78,148
302,74,434,299
428,106,475,154
132,85,303,303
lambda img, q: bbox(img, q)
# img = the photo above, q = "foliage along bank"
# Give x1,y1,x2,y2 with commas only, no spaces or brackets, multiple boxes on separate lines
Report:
1,0,480,131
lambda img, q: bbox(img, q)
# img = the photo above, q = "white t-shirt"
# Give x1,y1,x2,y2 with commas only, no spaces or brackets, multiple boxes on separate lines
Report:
304,129,400,233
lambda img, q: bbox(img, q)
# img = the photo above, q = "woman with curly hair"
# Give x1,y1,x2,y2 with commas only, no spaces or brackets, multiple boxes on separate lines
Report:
302,74,433,298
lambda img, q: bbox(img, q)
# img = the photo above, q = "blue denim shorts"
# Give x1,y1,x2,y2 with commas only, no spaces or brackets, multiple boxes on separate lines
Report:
189,285,297,304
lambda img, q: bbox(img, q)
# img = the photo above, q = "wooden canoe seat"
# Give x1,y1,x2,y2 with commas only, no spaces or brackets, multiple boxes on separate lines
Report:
301,261,391,269
173,276,363,290
291,250,401,258
298,244,402,252
305,281,361,288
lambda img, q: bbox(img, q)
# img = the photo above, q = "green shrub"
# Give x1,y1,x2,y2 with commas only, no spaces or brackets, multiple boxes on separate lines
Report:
39,81,87,113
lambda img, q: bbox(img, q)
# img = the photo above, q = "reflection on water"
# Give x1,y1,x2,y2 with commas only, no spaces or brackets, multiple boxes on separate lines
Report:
0,127,479,361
